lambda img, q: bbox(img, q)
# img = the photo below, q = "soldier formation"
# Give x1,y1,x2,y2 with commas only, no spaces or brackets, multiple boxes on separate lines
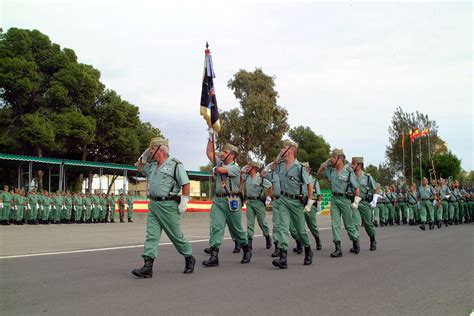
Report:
0,186,135,225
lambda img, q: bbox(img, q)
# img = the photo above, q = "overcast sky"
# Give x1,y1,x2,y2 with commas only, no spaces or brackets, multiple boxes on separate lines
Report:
2,0,472,171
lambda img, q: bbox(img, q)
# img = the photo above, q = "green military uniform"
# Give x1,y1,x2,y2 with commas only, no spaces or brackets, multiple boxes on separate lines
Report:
100,195,107,222
27,192,38,224
73,195,83,222
373,200,380,226
118,194,125,222
396,189,408,224
265,166,282,256
302,176,323,247
323,163,360,243
83,195,92,223
407,189,419,225
386,190,396,225
275,158,312,251
418,184,435,229
243,170,272,243
353,168,377,241
140,157,192,259
208,156,248,249
54,194,64,223
10,192,19,222
1,189,12,224
64,194,73,223
125,194,134,221
17,193,25,224
108,195,116,222
91,193,100,222
41,195,51,222
459,188,468,223
437,184,450,226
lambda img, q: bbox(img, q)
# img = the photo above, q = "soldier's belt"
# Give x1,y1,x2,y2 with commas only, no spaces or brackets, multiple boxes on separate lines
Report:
282,192,300,200
148,195,178,201
246,197,260,200
409,202,417,205
216,193,239,198
421,198,430,201
332,192,346,198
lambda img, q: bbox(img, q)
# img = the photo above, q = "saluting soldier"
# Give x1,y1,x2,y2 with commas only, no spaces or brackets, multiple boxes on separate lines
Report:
318,148,360,258
132,137,195,278
272,140,314,269
202,135,252,267
419,177,435,230
351,157,377,251
243,161,272,250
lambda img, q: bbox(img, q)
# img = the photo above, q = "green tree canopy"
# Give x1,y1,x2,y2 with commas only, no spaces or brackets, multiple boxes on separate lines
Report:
288,126,330,171
217,68,289,164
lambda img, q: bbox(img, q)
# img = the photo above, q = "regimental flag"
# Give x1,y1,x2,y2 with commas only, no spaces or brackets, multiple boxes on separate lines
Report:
420,127,429,137
402,132,405,149
200,42,221,133
409,129,414,142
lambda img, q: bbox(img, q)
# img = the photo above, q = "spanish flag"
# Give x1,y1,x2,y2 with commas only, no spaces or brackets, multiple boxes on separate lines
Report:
420,128,429,137
402,132,405,149
409,129,414,142
200,43,221,133
412,128,420,139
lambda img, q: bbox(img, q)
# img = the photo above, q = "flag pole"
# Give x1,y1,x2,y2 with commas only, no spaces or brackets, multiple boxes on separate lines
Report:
419,134,422,184
402,131,405,181
410,136,414,185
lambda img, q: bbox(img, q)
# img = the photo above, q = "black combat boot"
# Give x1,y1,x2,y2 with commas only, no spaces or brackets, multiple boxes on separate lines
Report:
183,256,195,274
437,220,442,228
204,247,211,254
315,236,322,250
303,246,313,265
409,219,414,226
241,244,252,264
232,241,241,253
330,241,342,258
419,222,426,230
370,236,377,251
202,247,219,267
380,221,385,227
349,240,360,254
293,240,303,254
429,222,434,230
131,256,154,278
128,218,133,223
265,235,272,249
271,242,280,257
444,219,448,227
272,250,287,269
248,238,253,251
373,221,378,227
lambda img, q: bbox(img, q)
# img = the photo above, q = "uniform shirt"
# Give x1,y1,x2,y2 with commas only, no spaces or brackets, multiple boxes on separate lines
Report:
418,185,434,200
276,159,312,195
387,191,397,203
355,172,377,200
265,170,281,198
91,195,100,207
83,196,92,207
243,173,272,198
17,195,25,208
382,191,390,203
28,194,38,207
323,164,359,195
107,196,115,206
303,176,322,199
54,195,64,208
65,196,73,207
42,196,51,207
212,157,240,195
407,190,418,204
100,197,107,209
125,195,134,206
142,157,190,197
74,196,83,207
398,191,406,202
1,191,12,204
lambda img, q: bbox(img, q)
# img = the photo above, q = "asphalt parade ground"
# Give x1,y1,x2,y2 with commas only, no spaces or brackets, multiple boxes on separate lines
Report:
0,213,473,316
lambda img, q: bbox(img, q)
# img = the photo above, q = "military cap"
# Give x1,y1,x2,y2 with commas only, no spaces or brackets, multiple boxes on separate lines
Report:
282,139,298,149
248,161,260,168
223,143,239,154
149,137,169,148
331,148,345,157
352,157,364,163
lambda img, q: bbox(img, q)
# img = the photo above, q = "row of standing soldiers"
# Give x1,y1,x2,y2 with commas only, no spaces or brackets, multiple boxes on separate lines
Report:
0,187,136,225
372,178,473,230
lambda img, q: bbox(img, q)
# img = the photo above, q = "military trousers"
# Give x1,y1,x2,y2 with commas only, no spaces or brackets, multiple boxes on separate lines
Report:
93,206,100,220
329,196,359,242
408,204,417,220
246,199,270,239
1,204,11,221
448,202,457,220
289,204,320,239
373,205,380,223
100,207,106,220
127,203,134,219
119,206,125,219
54,207,62,222
271,197,282,244
143,200,192,259
9,206,17,220
65,206,72,221
459,202,465,221
75,206,83,221
17,206,24,221
387,203,395,221
433,202,443,222
354,201,376,238
109,205,115,220
379,204,388,223
41,206,50,221
419,200,434,223
276,196,311,251
84,206,92,220
399,203,408,221
209,197,247,248
440,201,449,221
29,205,37,221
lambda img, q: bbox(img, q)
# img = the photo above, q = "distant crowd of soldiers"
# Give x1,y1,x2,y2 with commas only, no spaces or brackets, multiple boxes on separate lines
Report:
372,178,474,230
0,187,136,225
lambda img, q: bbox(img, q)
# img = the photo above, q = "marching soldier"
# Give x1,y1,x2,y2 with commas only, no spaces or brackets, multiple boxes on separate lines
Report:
53,191,63,224
74,192,84,223
351,157,377,251
431,179,443,228
460,185,470,223
397,185,408,225
419,177,435,230
202,136,252,267
242,161,272,250
27,190,39,225
100,193,108,223
118,193,125,223
407,183,419,225
1,185,12,225
372,183,382,227
132,137,195,278
262,163,283,257
64,191,72,224
126,191,134,223
387,185,397,225
11,188,19,224
438,178,450,227
92,190,100,223
318,148,360,258
300,162,323,251
83,192,92,223
272,140,314,269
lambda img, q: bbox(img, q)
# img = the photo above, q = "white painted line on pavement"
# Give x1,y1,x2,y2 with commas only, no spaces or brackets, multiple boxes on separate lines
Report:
0,227,332,260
